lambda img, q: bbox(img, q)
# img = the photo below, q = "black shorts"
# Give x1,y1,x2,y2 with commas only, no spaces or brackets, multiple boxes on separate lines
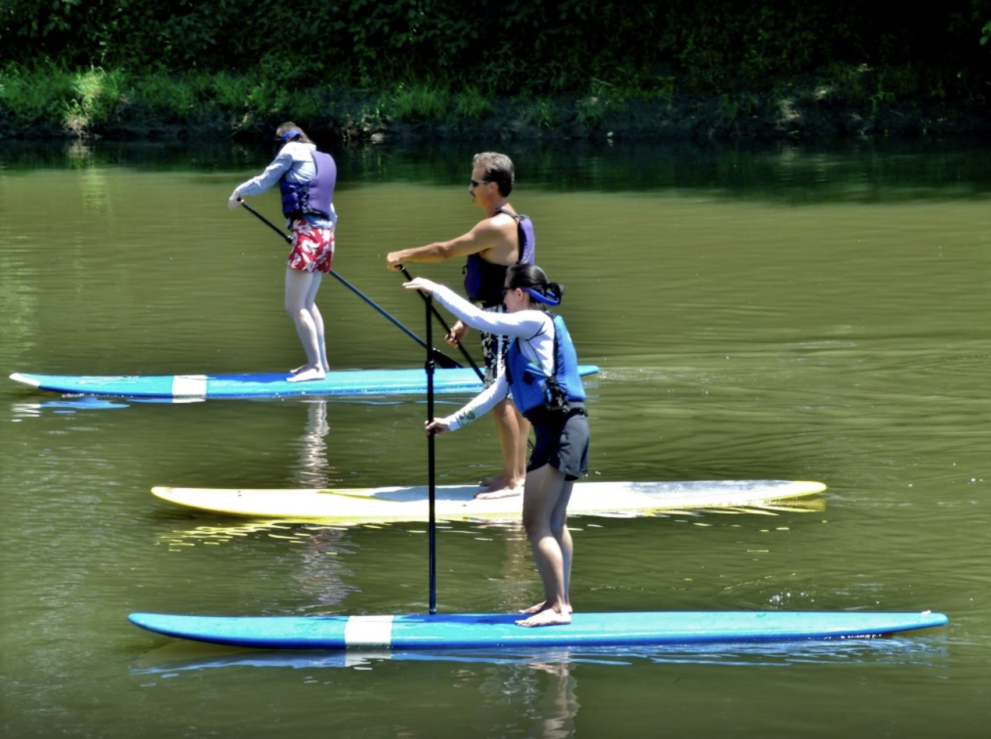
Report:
527,408,590,481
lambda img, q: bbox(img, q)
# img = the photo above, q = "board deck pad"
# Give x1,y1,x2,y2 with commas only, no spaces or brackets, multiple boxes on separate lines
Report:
10,366,599,399
128,610,948,650
151,479,827,523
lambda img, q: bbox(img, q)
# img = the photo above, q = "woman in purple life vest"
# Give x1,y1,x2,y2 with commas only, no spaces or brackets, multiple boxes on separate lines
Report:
228,122,338,382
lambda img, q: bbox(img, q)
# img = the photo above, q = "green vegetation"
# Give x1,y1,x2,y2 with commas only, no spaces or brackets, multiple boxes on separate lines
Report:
2,1,991,141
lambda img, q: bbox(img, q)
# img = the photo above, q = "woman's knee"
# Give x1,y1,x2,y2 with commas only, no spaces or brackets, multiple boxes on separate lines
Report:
521,509,546,539
285,300,307,317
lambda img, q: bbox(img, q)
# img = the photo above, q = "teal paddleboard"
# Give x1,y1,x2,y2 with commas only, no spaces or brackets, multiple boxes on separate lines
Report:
128,610,948,650
11,366,599,399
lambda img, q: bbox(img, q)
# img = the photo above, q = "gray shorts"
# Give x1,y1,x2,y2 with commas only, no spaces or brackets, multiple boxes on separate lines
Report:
527,408,590,481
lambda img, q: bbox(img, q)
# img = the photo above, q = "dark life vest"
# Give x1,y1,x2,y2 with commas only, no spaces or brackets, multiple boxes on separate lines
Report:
505,313,586,419
280,149,337,220
463,210,536,305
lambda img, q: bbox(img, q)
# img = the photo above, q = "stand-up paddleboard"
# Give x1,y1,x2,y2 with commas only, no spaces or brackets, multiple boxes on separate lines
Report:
128,610,948,650
9,366,600,399
151,479,826,523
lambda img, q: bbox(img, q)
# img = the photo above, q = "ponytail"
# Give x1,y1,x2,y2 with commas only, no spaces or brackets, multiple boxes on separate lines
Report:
507,263,565,308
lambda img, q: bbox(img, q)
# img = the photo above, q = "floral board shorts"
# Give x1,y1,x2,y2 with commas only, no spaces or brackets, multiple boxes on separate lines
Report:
288,220,335,274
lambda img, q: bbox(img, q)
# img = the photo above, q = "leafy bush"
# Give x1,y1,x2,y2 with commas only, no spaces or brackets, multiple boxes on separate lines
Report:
3,1,990,96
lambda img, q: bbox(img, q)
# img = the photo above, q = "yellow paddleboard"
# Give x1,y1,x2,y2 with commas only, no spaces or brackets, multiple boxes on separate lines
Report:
152,480,826,524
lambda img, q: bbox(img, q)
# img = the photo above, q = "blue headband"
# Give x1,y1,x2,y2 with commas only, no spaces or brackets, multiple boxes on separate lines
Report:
280,130,302,142
523,287,560,307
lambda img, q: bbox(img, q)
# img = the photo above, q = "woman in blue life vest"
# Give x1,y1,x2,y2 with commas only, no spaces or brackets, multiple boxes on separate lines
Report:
229,122,338,382
406,264,589,627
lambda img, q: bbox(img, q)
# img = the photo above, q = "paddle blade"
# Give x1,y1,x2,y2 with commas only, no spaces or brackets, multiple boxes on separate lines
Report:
431,348,462,369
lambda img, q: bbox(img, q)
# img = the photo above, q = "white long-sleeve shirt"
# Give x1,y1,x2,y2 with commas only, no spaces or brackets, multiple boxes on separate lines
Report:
234,141,337,229
432,285,556,430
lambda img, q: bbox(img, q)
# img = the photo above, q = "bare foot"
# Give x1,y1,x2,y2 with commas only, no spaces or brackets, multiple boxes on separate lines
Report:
479,474,506,489
516,609,572,627
287,366,326,383
519,601,573,615
474,485,523,500
478,473,525,494
291,363,326,376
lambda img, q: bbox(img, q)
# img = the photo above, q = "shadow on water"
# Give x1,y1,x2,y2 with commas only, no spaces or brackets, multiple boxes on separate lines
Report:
4,138,991,204
133,634,949,674
126,635,949,739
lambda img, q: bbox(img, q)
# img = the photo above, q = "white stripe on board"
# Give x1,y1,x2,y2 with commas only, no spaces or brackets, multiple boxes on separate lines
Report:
9,373,41,388
344,615,395,648
171,374,208,397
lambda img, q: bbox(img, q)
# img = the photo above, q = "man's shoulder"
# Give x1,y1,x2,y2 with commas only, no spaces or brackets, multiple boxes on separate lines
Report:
479,208,521,234
471,214,519,264
491,205,521,221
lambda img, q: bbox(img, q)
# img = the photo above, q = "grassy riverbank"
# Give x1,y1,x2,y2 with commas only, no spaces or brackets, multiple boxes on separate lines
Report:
1,64,987,144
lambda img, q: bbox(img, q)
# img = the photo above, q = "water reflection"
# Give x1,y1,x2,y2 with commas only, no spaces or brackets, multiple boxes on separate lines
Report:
7,139,991,205
153,520,359,610
152,396,347,547
293,398,333,488
134,643,583,736
10,397,131,416
120,627,967,739
292,524,359,613
157,520,300,550
133,636,948,672
474,659,579,739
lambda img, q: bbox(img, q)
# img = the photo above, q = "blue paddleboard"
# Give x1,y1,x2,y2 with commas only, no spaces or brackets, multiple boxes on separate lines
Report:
10,366,599,399
128,610,948,650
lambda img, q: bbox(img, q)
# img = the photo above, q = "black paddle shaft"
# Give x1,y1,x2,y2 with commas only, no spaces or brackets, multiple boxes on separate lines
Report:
236,200,461,369
399,266,484,381
426,295,437,615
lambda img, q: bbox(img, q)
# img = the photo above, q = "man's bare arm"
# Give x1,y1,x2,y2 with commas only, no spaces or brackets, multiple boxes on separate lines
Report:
386,218,513,270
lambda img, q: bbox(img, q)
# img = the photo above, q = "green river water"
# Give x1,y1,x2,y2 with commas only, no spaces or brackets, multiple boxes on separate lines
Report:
0,139,988,738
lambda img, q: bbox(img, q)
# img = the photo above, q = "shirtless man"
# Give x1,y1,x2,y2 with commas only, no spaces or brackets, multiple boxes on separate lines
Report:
387,152,535,499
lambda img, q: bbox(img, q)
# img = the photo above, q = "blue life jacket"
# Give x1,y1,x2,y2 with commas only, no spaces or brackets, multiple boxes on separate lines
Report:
464,210,536,305
506,314,586,419
280,150,337,220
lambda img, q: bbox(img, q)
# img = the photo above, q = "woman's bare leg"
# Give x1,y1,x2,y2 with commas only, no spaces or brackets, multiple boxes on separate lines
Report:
516,464,573,627
476,402,530,499
519,476,574,615
284,269,326,382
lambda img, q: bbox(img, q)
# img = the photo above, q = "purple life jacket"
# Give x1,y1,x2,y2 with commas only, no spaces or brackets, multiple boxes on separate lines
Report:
463,210,536,305
280,150,337,219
